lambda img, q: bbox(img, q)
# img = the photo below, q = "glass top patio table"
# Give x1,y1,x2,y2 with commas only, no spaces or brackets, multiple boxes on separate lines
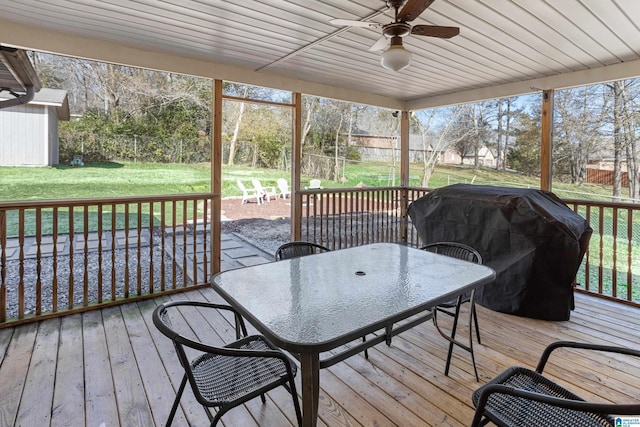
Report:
211,242,496,426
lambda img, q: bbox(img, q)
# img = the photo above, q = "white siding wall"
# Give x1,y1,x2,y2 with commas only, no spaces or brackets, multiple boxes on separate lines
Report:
0,104,48,166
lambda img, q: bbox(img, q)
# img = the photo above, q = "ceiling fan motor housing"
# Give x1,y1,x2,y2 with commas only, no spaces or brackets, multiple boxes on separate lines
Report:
382,22,411,38
386,0,407,9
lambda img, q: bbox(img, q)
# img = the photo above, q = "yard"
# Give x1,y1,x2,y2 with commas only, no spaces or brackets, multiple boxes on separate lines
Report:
0,160,620,202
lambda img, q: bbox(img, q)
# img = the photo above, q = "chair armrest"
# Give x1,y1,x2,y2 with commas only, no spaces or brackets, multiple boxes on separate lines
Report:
153,300,248,340
537,340,640,373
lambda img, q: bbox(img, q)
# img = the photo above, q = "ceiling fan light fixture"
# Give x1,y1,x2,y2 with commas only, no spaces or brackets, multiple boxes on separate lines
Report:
380,44,412,71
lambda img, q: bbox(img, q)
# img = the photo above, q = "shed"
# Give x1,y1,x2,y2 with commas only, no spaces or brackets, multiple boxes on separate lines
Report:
0,88,70,166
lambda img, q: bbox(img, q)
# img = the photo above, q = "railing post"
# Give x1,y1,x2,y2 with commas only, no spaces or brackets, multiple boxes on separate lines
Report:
211,79,223,275
541,89,554,191
399,188,409,244
0,210,5,323
292,92,302,241
400,111,410,244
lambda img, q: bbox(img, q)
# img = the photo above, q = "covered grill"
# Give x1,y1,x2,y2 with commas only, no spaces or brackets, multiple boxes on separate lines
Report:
408,184,592,320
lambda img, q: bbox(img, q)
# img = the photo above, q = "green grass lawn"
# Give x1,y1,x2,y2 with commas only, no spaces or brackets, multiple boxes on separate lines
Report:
0,162,212,200
1,160,638,300
0,160,621,202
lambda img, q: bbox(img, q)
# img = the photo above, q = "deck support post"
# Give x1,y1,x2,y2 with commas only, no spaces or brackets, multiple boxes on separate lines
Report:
541,89,554,191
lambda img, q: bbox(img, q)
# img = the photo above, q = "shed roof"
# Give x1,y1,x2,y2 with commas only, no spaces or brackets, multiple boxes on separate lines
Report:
0,87,70,120
31,88,70,121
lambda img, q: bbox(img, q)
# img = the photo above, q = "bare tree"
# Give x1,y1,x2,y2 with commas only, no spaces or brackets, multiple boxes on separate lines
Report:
226,86,249,165
617,80,640,201
413,105,472,187
494,97,518,170
554,86,610,184
301,97,319,145
609,80,625,201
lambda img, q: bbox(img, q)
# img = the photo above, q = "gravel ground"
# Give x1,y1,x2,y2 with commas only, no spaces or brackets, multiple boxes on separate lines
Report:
3,232,185,319
4,220,288,319
221,218,291,254
5,214,382,319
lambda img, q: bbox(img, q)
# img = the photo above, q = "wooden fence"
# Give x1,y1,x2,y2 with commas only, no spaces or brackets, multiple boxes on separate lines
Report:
0,194,214,326
1,188,638,327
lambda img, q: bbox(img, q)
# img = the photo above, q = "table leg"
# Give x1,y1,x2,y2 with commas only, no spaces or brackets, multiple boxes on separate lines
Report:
300,352,320,427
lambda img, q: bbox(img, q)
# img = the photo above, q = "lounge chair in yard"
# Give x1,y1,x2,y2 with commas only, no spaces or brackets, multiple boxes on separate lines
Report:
237,179,261,204
251,179,277,203
277,178,290,199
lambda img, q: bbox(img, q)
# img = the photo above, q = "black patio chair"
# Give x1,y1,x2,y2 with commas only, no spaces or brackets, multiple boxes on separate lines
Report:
421,241,483,381
471,341,640,426
153,300,302,427
274,241,331,261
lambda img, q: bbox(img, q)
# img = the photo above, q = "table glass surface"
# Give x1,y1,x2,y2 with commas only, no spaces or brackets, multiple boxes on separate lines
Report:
212,243,495,351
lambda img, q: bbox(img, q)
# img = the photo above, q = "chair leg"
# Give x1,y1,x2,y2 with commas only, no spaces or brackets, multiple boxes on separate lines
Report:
210,407,225,427
443,298,462,377
472,303,481,344
288,377,303,426
468,290,480,381
434,294,480,381
363,335,369,359
167,374,188,427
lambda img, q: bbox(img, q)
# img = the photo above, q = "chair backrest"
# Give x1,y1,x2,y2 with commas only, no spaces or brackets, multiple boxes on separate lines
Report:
421,241,483,264
153,301,245,360
277,178,289,194
308,179,322,189
251,179,263,192
237,179,248,193
275,241,331,261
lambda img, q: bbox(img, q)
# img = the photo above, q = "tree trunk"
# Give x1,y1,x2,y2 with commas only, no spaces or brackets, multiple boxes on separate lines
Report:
504,98,512,170
621,82,640,201
227,86,249,165
496,99,503,170
333,113,343,182
611,81,624,201
302,98,315,145
421,167,432,187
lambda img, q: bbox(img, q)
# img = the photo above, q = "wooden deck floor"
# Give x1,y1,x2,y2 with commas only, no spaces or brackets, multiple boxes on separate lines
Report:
1,290,639,427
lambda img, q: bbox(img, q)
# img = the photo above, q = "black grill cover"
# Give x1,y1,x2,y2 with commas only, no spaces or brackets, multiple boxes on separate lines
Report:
408,184,592,320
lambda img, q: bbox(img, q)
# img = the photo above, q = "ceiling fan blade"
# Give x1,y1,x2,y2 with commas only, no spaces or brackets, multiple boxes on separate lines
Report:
329,19,380,29
369,36,389,52
397,0,436,22
412,25,460,38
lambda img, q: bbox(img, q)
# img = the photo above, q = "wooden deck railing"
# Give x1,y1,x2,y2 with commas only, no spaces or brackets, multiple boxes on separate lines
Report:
1,188,638,326
0,194,214,326
300,188,640,309
299,187,429,248
564,199,640,305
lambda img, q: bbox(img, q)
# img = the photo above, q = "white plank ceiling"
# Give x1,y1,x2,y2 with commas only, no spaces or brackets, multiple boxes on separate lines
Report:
1,0,640,110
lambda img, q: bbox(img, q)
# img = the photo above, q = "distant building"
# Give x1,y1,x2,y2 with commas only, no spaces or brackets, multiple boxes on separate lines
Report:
0,88,70,166
460,144,496,167
349,133,498,166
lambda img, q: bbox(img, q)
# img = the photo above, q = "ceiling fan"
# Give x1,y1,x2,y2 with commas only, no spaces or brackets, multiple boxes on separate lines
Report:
330,0,459,71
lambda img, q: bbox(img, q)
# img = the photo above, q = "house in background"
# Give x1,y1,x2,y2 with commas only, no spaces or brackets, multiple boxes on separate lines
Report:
0,87,69,166
460,144,496,168
350,133,469,165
